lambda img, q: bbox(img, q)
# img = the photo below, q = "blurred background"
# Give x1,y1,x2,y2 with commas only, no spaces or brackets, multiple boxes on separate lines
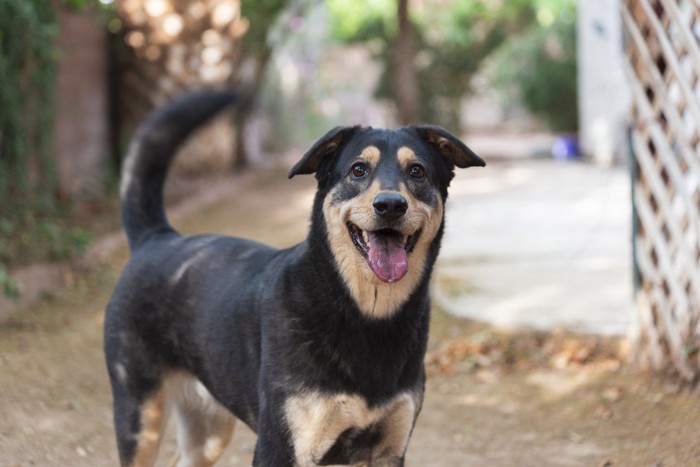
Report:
0,0,593,306
1,0,699,465
0,0,700,380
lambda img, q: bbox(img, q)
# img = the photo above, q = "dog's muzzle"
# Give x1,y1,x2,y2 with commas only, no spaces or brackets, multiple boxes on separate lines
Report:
347,221,420,283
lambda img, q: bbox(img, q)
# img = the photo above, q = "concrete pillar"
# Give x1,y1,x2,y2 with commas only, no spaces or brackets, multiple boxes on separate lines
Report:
577,0,631,165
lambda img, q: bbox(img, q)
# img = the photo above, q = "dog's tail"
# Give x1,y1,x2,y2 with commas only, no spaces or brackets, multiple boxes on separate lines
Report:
120,90,239,250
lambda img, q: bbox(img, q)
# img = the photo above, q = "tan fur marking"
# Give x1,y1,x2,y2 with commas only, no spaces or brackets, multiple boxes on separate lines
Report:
132,388,168,467
396,146,418,169
130,373,236,467
359,145,381,166
169,373,236,467
285,392,417,466
323,183,444,319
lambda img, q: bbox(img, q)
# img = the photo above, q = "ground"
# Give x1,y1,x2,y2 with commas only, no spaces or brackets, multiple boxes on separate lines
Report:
1,168,699,466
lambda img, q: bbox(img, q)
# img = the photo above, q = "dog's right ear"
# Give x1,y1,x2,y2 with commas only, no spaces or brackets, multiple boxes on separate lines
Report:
412,125,485,169
288,126,361,179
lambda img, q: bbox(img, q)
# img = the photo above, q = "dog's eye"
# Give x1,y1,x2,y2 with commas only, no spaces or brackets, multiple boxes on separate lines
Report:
409,164,425,179
351,163,369,178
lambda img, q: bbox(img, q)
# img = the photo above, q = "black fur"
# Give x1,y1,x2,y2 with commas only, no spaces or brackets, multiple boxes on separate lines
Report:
104,90,484,466
319,425,383,465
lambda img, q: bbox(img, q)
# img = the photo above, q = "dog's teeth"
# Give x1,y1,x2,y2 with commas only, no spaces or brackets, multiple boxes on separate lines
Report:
362,231,369,245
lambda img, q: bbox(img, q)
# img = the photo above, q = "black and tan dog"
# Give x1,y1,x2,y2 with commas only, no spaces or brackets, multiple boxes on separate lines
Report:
104,90,484,466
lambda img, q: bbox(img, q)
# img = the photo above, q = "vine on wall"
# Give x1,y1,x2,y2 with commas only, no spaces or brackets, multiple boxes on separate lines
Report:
0,0,58,221
0,0,92,298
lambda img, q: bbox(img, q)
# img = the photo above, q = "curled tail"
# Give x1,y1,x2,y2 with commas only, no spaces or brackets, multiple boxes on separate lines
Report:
120,90,239,250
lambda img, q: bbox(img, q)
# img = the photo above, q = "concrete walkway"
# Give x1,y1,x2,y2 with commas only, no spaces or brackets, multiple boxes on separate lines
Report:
435,158,636,336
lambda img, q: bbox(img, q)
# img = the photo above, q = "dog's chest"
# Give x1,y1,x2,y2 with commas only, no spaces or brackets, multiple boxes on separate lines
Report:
284,391,417,466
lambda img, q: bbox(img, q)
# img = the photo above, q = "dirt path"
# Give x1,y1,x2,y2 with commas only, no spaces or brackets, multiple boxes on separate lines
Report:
1,170,698,466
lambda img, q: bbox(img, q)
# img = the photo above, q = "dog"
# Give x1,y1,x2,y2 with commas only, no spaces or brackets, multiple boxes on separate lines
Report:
104,90,484,467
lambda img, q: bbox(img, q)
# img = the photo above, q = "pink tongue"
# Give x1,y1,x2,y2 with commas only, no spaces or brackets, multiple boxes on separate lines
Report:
367,232,408,283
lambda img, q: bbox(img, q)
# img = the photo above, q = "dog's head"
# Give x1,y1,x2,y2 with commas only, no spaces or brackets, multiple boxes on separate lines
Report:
289,125,484,317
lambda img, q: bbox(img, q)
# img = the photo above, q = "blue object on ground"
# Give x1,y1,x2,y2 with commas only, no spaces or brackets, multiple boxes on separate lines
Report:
552,135,580,160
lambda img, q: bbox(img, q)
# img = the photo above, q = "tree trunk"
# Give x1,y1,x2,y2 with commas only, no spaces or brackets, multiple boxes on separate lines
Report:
392,0,419,125
232,108,249,172
231,44,274,172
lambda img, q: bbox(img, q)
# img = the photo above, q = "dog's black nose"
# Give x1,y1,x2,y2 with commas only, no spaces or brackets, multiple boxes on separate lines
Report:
373,192,408,221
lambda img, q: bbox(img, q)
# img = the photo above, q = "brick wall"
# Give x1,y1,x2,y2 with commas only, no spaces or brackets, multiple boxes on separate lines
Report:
53,3,109,201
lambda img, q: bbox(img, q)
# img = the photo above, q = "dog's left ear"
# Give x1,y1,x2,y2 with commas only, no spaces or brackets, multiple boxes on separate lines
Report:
288,125,362,178
412,125,485,168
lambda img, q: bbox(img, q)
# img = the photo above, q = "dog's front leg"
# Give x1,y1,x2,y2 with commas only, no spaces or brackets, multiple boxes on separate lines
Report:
252,399,297,467
252,428,296,467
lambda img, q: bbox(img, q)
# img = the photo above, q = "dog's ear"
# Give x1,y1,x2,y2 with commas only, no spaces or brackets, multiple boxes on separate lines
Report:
412,125,485,168
288,126,362,178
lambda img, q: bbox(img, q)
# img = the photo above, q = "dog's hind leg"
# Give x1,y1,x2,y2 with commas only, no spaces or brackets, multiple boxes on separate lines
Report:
105,316,172,467
169,373,236,467
110,378,170,467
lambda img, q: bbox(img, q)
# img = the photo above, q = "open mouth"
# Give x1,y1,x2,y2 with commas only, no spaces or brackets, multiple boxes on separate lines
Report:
347,223,421,283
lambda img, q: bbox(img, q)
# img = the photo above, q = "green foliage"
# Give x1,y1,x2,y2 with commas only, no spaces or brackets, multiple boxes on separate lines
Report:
38,222,93,261
0,0,96,298
0,0,59,217
240,0,289,58
0,265,21,301
490,0,578,133
0,216,92,301
61,0,92,9
411,0,534,128
0,215,93,264
327,0,396,42
326,0,535,129
1,0,59,252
